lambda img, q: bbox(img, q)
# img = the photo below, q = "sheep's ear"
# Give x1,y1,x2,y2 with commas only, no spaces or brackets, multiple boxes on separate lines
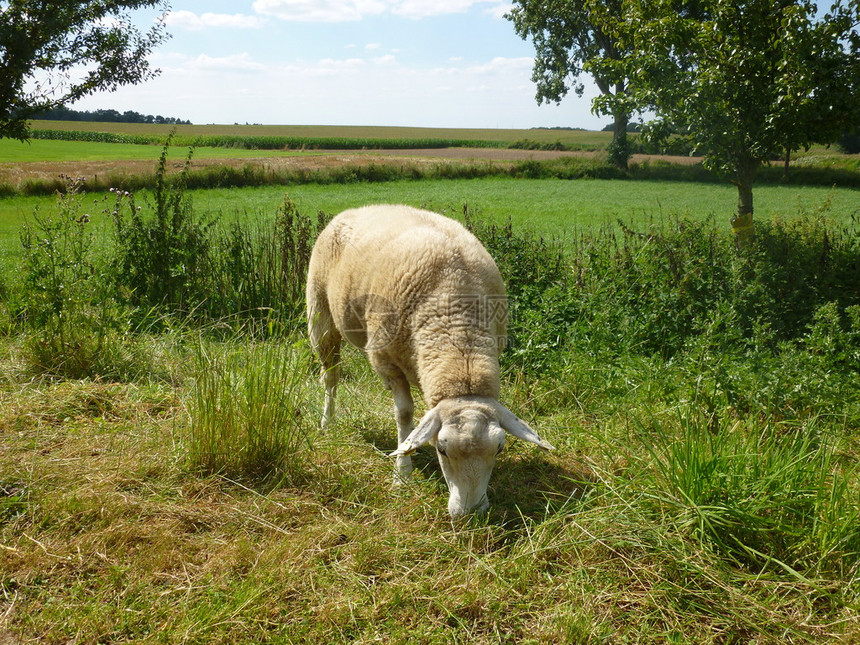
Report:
494,403,555,451
390,406,441,457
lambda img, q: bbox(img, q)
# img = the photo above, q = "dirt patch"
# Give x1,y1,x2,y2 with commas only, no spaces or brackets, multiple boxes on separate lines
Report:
0,148,702,188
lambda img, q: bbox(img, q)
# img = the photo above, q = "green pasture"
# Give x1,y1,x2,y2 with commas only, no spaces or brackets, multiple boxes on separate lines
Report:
1,177,854,291
1,177,854,241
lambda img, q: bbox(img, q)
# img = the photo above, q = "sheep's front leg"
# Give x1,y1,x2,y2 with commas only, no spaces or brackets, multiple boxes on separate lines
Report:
388,375,415,485
321,360,339,430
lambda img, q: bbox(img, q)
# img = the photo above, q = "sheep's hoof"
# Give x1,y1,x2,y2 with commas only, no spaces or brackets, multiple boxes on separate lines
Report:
393,463,414,487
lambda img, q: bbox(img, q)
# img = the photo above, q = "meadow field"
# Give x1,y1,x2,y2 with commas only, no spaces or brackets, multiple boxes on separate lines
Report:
25,120,613,147
1,126,859,643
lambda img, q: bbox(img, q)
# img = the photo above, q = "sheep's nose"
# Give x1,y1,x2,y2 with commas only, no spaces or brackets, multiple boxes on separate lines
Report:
448,494,489,520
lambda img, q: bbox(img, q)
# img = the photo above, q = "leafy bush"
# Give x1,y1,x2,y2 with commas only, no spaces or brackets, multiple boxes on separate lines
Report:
463,209,572,374
463,207,860,426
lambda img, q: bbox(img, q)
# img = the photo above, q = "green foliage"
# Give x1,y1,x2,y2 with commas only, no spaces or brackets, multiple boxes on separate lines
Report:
465,208,860,399
111,144,214,315
839,129,860,154
507,0,634,168
16,178,139,378
594,0,860,223
108,142,329,330
0,1,169,141
463,210,572,374
203,197,329,325
187,337,317,484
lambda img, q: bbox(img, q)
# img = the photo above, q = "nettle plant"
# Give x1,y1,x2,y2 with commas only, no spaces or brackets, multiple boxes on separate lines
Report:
19,177,131,378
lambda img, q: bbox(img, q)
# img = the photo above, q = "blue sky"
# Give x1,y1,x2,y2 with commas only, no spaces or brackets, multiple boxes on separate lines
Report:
72,1,606,130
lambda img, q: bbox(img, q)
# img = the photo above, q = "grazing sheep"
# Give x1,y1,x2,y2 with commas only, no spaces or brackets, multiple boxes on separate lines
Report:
306,205,555,518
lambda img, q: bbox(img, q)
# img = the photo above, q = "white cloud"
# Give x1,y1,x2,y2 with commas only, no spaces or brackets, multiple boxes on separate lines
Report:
252,0,386,22
390,0,481,19
165,10,266,30
430,56,531,77
300,57,368,76
251,0,503,22
467,56,532,74
484,3,512,19
189,53,267,72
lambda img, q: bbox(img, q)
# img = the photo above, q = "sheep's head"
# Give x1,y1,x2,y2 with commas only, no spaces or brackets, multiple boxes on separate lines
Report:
390,396,554,519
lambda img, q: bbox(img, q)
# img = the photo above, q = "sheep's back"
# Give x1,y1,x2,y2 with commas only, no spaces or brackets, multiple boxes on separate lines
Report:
319,205,504,307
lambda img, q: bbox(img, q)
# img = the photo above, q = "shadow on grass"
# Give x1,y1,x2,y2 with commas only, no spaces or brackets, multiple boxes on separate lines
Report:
359,422,595,525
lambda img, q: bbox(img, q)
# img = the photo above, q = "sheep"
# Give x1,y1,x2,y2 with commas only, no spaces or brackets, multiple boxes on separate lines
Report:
306,205,555,519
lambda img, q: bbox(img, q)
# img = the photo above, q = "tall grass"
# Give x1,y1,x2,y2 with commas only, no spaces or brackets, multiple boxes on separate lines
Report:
187,336,316,483
109,143,329,329
627,411,860,576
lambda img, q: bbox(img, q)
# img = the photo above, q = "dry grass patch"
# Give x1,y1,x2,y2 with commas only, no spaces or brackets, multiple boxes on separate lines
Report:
0,341,857,643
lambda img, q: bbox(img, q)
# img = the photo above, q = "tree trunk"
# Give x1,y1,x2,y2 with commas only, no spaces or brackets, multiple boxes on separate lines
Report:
607,79,630,171
608,109,630,170
731,162,758,248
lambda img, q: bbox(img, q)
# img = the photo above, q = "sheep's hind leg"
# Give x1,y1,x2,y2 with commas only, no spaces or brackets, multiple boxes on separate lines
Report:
387,373,415,486
309,311,341,430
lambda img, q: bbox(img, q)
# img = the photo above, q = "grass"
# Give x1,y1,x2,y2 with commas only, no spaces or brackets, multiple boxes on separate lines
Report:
1,135,858,642
187,336,317,483
2,178,857,243
2,339,857,643
1,177,856,293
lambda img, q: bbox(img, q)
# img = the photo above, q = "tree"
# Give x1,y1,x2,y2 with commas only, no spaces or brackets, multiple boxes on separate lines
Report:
0,0,169,141
595,0,860,244
506,0,636,169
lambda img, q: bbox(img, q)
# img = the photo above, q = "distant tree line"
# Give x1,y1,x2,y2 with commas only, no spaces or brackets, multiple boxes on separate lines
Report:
32,106,191,125
602,122,643,133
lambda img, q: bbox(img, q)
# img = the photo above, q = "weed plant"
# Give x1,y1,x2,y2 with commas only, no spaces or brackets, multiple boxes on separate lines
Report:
111,145,214,315
108,144,328,330
15,178,143,379
204,198,329,325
